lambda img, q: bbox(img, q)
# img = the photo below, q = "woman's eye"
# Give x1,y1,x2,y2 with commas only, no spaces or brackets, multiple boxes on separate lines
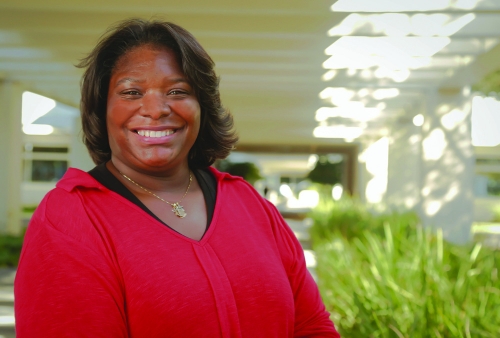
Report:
168,89,187,96
122,90,141,96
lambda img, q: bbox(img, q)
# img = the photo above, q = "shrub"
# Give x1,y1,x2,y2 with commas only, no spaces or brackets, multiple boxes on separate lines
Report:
307,155,343,186
311,200,500,337
0,232,25,267
309,197,419,243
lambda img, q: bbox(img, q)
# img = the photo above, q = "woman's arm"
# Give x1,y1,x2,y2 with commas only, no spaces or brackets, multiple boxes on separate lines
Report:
268,202,341,338
15,191,128,337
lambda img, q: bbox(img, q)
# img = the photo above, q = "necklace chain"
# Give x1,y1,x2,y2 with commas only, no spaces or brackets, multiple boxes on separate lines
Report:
119,171,192,219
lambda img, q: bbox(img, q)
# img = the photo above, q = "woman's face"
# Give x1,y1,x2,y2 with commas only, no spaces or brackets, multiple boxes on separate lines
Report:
106,45,201,174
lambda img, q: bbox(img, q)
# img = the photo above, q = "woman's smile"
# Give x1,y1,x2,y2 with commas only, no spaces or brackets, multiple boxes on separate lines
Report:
135,129,175,138
131,125,183,144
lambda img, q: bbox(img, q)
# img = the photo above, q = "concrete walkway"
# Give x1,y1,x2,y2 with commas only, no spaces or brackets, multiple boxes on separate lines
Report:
0,268,15,338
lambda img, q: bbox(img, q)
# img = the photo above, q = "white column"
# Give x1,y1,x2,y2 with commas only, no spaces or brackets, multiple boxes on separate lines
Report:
69,115,95,171
419,88,475,243
359,137,389,204
0,81,24,235
386,105,424,210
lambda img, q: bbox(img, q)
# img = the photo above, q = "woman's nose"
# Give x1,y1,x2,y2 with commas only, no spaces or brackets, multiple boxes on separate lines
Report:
140,92,170,119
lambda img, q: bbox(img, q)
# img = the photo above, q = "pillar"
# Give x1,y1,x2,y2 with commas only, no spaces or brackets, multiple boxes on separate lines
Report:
386,103,424,211
0,80,24,235
419,88,475,243
69,115,94,171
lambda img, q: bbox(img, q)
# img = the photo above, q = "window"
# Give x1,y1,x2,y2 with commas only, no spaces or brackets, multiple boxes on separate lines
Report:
23,144,69,182
31,160,67,182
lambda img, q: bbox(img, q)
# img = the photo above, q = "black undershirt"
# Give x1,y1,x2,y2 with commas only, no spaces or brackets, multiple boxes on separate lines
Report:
88,163,217,232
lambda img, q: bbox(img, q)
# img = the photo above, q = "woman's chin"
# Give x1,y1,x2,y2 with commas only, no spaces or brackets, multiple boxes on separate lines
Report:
134,155,186,171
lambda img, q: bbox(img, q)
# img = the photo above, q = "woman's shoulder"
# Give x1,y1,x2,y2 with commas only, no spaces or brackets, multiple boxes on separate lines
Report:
56,167,106,192
20,169,120,281
209,166,265,199
208,166,254,188
29,168,105,233
39,168,104,214
208,166,277,211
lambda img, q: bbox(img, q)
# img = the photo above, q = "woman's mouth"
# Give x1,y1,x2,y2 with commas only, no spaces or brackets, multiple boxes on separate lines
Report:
135,129,177,138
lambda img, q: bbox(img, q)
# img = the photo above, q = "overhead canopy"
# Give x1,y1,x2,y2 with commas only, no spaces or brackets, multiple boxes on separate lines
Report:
1,0,500,146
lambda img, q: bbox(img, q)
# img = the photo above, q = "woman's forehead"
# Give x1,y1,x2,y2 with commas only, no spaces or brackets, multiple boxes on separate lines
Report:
112,44,180,74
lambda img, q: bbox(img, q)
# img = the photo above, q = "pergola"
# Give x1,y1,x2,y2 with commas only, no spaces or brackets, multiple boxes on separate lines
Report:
1,0,500,242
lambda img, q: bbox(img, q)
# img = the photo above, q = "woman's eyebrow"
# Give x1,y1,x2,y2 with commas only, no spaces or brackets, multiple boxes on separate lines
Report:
168,77,189,84
114,77,145,87
114,77,189,87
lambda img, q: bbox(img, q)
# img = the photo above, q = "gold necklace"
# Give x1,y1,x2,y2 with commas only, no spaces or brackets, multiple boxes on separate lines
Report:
119,171,192,219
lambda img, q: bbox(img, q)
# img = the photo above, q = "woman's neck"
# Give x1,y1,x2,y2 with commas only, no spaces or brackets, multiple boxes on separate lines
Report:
107,159,192,195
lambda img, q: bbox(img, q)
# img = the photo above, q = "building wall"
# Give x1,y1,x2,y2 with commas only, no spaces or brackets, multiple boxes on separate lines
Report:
356,88,475,243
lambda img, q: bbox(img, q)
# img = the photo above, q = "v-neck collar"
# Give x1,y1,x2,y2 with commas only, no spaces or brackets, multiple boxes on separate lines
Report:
66,164,216,242
56,166,235,244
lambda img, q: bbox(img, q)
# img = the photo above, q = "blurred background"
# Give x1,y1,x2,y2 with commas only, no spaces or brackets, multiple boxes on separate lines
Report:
1,0,500,336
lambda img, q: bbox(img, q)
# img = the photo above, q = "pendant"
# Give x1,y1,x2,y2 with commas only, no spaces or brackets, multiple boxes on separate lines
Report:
171,203,187,218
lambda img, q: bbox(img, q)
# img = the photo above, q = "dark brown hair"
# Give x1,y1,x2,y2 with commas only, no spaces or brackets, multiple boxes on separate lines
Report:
77,18,238,168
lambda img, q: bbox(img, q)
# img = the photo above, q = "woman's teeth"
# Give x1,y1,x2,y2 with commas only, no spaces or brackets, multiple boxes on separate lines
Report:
137,130,175,137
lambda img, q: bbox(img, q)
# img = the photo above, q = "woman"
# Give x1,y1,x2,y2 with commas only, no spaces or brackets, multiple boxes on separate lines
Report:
15,19,340,337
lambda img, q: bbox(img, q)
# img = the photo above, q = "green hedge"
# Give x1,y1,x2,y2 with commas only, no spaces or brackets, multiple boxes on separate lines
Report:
309,198,419,243
310,199,500,337
0,232,25,267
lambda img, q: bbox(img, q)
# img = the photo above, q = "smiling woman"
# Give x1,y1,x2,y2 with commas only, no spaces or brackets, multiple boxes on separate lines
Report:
14,18,340,337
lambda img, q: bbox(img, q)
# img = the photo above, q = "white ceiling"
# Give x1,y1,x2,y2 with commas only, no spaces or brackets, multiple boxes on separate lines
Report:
1,0,500,147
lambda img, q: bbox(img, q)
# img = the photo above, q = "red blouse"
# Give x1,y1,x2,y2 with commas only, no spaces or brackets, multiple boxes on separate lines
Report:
15,167,340,337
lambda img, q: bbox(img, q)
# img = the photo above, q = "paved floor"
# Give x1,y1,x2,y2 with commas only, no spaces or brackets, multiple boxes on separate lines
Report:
0,269,15,338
